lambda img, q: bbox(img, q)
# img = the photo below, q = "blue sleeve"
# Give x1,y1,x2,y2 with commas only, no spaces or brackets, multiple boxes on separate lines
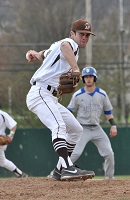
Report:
104,110,112,115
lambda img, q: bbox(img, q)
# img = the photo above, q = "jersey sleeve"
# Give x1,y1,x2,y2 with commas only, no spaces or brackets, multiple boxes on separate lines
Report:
103,92,113,113
59,38,79,67
67,94,79,113
44,42,57,58
61,38,78,53
0,114,4,127
1,111,17,129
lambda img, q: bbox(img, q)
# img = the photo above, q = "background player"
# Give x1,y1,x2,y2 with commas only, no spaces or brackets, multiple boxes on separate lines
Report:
68,66,117,179
0,109,28,178
26,19,95,181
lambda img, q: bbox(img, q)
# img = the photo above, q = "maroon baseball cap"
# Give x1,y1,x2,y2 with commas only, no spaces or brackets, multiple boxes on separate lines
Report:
71,19,96,36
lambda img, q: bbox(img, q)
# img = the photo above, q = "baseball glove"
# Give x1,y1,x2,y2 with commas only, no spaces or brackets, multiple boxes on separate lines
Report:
58,71,81,95
0,135,12,145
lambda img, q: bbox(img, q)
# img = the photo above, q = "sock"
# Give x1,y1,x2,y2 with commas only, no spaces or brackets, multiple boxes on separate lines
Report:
53,138,73,168
56,159,62,171
66,142,76,156
13,168,22,176
56,142,76,170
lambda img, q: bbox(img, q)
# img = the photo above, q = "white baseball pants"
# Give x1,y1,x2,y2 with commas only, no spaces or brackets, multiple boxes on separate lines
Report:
26,85,83,144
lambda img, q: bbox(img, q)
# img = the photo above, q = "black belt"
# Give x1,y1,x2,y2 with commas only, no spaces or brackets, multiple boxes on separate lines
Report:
33,82,57,97
47,85,57,96
81,124,97,127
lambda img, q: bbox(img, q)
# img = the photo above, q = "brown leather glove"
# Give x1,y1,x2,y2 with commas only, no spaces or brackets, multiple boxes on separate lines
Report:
58,72,81,95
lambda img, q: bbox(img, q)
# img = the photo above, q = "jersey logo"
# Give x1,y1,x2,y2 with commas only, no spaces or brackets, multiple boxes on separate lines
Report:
86,68,90,73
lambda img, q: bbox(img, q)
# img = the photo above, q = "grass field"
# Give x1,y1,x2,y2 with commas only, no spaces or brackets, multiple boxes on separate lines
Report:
94,175,130,179
0,175,130,179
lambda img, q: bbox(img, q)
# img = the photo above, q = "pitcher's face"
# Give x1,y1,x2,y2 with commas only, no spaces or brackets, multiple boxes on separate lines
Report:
70,31,90,48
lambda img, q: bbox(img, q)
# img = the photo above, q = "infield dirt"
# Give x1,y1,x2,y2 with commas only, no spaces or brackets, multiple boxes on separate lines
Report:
0,177,130,200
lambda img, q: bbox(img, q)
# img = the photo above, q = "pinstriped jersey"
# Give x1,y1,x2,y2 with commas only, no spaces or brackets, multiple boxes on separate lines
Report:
67,87,113,125
30,38,79,88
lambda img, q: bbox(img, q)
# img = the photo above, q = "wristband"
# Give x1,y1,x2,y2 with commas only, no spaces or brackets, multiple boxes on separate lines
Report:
10,131,15,135
109,118,116,126
8,131,15,140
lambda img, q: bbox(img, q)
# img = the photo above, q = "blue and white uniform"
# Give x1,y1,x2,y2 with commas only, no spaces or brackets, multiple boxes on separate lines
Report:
68,87,115,178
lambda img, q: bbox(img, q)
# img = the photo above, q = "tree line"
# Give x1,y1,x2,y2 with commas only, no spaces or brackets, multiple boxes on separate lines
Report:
0,0,130,127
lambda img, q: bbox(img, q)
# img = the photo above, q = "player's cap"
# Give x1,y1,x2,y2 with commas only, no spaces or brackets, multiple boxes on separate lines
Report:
71,19,96,36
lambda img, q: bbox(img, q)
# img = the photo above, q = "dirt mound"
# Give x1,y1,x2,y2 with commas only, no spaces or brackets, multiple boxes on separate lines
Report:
0,177,130,200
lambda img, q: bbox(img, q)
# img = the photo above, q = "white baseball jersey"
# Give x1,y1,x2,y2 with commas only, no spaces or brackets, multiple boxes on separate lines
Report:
26,37,82,144
67,87,113,125
0,110,17,136
30,38,79,88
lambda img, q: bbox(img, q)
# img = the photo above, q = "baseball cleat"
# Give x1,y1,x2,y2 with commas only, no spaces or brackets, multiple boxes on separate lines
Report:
17,172,28,178
47,168,61,181
61,165,95,181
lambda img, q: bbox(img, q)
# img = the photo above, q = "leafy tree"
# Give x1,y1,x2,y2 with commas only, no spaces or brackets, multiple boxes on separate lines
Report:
0,0,130,126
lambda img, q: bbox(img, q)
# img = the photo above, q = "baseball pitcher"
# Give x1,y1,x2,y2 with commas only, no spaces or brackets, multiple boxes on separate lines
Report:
26,19,96,181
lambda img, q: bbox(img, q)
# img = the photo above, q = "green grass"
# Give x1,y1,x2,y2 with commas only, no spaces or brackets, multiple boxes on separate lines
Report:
0,175,130,180
94,175,130,179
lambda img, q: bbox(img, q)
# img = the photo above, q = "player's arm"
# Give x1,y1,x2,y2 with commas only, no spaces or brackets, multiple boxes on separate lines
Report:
8,124,17,140
60,42,80,73
105,113,117,137
67,94,78,113
26,50,45,62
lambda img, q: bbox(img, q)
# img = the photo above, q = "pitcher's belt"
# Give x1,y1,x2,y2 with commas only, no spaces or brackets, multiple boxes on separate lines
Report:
33,82,57,97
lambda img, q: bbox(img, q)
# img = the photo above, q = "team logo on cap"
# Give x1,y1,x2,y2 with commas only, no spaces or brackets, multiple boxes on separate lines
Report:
84,22,90,30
